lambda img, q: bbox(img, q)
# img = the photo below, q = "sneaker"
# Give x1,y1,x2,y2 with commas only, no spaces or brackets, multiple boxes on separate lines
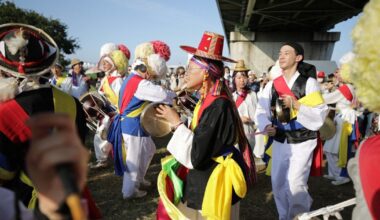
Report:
332,178,351,186
89,161,108,169
323,174,336,181
128,189,147,199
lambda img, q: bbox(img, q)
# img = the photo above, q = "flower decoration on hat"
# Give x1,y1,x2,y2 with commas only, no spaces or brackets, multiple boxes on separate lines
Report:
349,0,380,112
100,42,118,58
133,40,171,77
338,52,355,83
151,40,171,62
118,44,131,60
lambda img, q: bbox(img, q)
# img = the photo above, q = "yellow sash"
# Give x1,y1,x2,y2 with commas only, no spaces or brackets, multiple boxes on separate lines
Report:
125,102,149,118
338,121,353,167
202,153,247,220
290,91,324,119
102,77,119,108
192,100,246,219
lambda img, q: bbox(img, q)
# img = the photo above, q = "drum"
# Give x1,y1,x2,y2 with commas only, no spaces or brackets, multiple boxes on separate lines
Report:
79,92,116,133
319,117,337,140
140,103,172,137
140,90,198,137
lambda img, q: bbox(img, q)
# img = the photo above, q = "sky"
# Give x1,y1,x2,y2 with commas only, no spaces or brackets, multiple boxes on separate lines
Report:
12,0,360,66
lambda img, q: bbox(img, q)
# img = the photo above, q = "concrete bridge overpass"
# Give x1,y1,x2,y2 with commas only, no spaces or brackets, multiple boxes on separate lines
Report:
216,0,368,74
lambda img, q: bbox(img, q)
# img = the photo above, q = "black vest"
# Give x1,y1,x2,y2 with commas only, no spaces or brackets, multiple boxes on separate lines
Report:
271,75,318,143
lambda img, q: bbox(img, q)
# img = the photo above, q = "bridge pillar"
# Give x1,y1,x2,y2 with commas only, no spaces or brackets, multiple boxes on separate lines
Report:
229,31,340,75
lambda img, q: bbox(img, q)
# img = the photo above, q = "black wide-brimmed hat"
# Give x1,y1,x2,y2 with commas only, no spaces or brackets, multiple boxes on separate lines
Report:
0,23,59,77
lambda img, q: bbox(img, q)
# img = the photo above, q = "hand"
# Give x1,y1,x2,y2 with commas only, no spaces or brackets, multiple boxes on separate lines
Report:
26,113,89,218
265,124,277,137
280,95,300,110
156,104,181,127
241,116,251,124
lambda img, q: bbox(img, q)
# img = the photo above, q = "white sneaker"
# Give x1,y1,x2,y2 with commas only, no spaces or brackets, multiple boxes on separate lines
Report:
89,161,108,169
130,189,147,198
332,178,351,186
323,174,336,181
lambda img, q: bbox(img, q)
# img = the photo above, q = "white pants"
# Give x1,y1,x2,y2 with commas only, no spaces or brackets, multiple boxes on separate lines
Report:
271,139,316,220
121,134,156,198
93,132,112,162
177,202,240,220
325,152,341,179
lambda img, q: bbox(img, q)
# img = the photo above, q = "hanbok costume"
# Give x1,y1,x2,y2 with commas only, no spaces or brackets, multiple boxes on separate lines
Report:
233,90,257,148
156,32,253,220
92,50,128,166
255,71,328,220
323,84,358,182
108,40,175,198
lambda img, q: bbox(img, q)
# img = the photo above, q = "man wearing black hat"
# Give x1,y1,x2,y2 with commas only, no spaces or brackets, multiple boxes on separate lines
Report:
255,42,328,220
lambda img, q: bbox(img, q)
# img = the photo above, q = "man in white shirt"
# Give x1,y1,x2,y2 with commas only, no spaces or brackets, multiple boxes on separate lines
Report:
255,42,328,220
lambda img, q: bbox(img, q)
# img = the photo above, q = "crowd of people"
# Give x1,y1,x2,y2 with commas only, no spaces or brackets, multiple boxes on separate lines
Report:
0,6,379,219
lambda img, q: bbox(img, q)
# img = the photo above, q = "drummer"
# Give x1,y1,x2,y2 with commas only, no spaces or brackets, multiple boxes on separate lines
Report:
107,41,176,199
97,43,129,108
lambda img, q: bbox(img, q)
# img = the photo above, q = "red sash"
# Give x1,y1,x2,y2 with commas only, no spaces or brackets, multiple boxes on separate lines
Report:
119,74,143,113
338,84,353,102
235,91,248,108
108,76,120,85
273,76,297,99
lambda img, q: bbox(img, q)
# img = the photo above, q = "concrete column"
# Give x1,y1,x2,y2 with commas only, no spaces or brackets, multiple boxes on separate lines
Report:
229,31,340,75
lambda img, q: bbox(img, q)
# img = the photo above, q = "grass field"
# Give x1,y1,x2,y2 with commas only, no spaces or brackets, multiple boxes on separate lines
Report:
86,134,355,219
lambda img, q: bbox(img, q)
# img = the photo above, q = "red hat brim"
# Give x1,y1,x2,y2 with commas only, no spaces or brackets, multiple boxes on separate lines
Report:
180,45,236,63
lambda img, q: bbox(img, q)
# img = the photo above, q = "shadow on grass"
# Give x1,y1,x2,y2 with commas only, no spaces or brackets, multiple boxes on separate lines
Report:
86,131,355,219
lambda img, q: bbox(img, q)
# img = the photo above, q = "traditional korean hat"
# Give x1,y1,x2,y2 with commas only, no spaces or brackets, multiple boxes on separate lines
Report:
0,23,58,78
233,60,250,72
180,31,236,63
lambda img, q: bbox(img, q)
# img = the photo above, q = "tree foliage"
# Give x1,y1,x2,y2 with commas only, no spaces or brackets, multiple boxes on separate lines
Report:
0,1,79,65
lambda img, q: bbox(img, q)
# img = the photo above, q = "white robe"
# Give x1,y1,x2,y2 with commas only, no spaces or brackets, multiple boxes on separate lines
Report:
255,72,328,220
232,91,257,148
322,85,356,180
323,85,357,154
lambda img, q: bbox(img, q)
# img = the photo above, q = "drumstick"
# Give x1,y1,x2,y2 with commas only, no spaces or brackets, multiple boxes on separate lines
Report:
248,131,267,138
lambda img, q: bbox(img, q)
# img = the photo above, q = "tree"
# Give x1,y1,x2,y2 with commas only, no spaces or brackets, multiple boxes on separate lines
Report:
0,1,79,66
